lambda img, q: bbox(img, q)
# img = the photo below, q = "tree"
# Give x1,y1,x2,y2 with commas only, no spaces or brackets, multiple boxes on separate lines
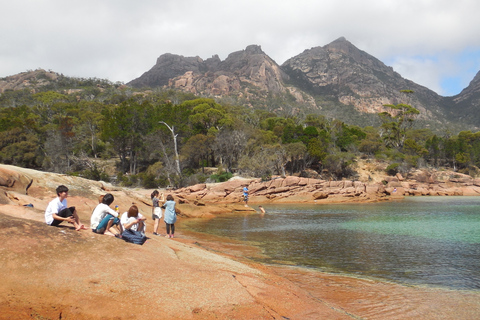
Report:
186,98,233,135
214,129,247,172
159,121,182,177
181,134,214,171
75,101,104,158
285,142,307,175
101,101,149,174
379,91,420,150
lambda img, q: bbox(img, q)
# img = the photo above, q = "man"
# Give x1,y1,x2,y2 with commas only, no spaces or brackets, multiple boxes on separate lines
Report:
45,185,86,230
90,193,122,236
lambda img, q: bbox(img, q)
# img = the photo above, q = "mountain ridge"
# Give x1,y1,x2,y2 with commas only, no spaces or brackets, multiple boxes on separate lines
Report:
2,38,479,131
127,37,479,130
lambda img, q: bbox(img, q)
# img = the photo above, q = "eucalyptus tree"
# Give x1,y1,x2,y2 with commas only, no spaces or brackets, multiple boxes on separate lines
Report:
213,129,247,173
379,91,420,150
101,100,150,174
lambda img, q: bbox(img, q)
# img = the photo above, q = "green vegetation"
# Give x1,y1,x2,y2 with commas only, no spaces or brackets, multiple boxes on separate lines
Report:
1,72,480,188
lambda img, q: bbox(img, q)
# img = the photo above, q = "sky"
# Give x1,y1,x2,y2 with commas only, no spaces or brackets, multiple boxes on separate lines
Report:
1,0,480,97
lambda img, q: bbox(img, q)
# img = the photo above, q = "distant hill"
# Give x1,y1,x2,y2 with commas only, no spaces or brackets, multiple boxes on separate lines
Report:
128,37,480,132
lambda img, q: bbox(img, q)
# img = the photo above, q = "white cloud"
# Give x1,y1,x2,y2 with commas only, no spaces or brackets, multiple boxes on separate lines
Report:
1,0,480,95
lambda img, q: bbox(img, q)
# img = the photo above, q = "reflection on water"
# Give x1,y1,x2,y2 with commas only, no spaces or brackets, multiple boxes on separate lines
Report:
183,196,480,290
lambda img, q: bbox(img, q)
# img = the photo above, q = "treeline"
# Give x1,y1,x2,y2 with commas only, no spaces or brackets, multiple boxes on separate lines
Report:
0,80,479,188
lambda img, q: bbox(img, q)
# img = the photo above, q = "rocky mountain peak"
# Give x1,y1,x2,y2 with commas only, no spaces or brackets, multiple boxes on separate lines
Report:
128,45,294,109
281,38,444,120
126,39,480,129
244,44,264,55
0,69,59,94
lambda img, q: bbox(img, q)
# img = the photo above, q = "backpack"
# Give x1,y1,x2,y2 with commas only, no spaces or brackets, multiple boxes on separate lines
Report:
121,229,147,245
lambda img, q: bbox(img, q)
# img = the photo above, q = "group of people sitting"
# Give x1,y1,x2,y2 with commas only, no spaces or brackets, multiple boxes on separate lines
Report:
44,185,177,239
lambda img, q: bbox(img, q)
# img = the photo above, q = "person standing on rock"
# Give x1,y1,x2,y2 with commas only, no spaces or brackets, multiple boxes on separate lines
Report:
243,186,249,207
151,190,164,236
162,194,177,238
44,185,86,230
90,193,122,237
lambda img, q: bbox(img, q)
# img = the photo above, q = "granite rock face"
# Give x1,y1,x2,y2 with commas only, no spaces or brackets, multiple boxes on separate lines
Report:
129,45,293,103
171,169,480,205
281,37,443,120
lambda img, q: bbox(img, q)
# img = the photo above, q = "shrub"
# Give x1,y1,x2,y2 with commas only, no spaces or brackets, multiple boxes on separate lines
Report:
210,172,233,183
386,163,400,176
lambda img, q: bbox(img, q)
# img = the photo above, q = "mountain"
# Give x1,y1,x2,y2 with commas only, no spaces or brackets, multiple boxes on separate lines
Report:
281,37,446,123
445,70,480,125
128,38,480,131
128,45,318,113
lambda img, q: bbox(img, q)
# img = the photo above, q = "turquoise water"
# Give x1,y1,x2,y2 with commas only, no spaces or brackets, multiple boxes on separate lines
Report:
183,196,480,290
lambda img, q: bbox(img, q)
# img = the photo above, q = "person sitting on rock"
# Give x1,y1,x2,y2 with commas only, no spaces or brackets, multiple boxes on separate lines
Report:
90,193,122,237
120,205,146,235
45,185,86,230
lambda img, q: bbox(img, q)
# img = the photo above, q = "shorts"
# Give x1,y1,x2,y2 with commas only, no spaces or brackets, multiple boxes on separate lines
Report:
152,207,162,220
93,214,119,234
50,206,75,227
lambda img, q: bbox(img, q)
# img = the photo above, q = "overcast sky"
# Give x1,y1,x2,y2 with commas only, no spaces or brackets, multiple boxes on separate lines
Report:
1,0,479,96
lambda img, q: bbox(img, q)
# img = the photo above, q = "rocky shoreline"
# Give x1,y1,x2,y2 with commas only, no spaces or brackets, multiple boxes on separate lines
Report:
1,164,480,319
169,169,480,208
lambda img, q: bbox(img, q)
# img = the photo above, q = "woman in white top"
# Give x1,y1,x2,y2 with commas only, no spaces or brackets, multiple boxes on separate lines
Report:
120,205,146,234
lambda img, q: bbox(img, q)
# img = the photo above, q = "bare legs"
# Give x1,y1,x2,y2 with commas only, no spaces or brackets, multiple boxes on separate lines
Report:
71,210,87,231
153,218,160,235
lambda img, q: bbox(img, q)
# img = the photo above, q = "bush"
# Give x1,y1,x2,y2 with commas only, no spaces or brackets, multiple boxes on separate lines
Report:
386,163,400,176
80,165,110,182
210,172,233,182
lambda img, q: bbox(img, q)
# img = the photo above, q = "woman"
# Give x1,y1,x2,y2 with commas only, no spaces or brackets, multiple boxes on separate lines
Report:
151,190,165,235
162,194,177,238
120,205,146,235
90,193,121,237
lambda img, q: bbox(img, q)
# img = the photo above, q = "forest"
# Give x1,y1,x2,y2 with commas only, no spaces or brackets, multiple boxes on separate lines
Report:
1,75,479,189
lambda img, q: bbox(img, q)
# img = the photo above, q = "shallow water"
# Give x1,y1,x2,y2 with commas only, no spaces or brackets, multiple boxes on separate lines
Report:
183,196,480,290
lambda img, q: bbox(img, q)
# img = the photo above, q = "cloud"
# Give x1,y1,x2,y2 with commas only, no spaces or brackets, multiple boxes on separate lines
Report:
1,0,480,95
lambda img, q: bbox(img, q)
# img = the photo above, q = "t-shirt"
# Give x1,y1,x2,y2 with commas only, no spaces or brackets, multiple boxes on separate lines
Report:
90,203,118,230
152,197,160,207
120,212,145,231
45,197,67,225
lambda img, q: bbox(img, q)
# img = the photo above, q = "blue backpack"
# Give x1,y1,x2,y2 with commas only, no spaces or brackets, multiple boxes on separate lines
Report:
121,229,147,245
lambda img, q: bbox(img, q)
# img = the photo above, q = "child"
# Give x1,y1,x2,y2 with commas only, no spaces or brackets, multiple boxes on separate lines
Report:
243,186,249,207
162,194,177,238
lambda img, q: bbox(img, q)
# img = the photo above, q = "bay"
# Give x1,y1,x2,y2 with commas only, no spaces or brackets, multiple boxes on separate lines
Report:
183,196,480,291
